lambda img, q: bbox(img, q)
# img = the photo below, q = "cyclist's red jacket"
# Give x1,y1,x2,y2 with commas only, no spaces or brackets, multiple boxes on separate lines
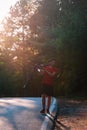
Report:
42,66,58,86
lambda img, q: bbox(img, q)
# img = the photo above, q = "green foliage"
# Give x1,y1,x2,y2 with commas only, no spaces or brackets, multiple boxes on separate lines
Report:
0,63,14,96
0,0,87,97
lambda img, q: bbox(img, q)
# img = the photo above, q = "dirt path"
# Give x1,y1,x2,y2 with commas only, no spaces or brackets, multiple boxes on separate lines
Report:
54,99,87,130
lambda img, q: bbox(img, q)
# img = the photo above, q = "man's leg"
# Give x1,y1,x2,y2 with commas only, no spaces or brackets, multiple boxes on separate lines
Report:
40,94,46,113
47,96,51,113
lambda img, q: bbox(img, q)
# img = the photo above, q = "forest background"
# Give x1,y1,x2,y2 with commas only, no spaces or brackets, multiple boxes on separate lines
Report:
0,0,87,97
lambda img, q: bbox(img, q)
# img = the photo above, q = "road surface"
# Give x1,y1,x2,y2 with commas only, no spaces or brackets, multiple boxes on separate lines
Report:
0,97,57,130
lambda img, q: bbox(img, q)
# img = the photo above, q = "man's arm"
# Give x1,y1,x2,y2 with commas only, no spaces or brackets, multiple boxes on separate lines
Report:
45,69,56,76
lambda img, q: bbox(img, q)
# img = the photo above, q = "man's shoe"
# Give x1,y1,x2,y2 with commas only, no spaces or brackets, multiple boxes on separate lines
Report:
40,109,45,114
47,109,50,114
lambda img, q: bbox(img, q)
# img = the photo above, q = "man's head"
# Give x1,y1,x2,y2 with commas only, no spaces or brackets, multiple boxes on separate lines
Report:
48,60,56,67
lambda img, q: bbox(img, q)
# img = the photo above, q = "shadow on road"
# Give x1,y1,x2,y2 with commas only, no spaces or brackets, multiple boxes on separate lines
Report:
52,99,87,130
0,98,44,130
46,113,71,130
54,120,71,130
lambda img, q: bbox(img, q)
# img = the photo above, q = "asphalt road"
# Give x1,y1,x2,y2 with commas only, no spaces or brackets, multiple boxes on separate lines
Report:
0,97,57,130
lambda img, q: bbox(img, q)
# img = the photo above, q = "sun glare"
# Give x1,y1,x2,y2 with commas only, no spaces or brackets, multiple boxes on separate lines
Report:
0,0,18,23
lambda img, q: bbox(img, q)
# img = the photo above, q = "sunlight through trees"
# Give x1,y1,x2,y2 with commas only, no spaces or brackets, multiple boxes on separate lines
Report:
0,0,87,97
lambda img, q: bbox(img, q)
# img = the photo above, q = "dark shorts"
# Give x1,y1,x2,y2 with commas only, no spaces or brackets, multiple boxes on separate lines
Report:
41,84,54,96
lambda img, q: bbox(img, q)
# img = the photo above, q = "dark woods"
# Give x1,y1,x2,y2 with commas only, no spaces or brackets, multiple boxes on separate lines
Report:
0,0,87,97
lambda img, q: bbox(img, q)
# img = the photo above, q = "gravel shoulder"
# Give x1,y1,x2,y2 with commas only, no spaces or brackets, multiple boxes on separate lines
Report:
54,98,87,130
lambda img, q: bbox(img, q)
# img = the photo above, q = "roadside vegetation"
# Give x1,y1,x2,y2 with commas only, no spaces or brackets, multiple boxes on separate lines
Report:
0,0,87,97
